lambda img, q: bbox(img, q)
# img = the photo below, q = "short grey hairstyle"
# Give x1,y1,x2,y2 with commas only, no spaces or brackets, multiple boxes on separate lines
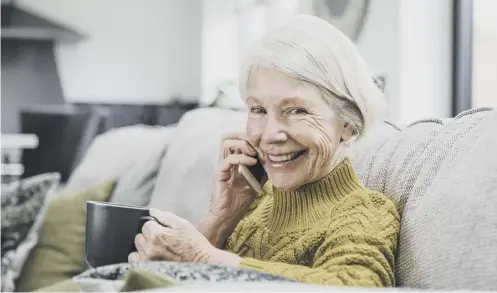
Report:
239,15,386,139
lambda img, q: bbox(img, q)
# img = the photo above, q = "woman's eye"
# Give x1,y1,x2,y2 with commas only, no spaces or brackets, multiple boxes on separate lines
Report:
288,108,308,115
250,107,266,115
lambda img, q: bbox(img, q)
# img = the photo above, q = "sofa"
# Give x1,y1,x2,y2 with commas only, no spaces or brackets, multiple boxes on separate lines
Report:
11,106,497,291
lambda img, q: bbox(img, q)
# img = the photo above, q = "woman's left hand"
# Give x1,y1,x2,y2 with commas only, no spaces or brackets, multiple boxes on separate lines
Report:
128,208,241,266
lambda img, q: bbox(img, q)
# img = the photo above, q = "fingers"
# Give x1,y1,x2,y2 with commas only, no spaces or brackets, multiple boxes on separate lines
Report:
221,139,256,158
128,251,147,263
128,251,139,263
141,219,167,240
134,233,147,252
149,209,191,230
221,131,248,142
219,132,258,176
220,154,257,173
220,132,257,158
134,220,174,262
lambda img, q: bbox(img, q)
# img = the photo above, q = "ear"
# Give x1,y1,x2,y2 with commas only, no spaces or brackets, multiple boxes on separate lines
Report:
340,123,354,143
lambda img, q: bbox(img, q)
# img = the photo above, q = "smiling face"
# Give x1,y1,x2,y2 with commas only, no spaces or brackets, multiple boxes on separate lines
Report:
245,66,350,190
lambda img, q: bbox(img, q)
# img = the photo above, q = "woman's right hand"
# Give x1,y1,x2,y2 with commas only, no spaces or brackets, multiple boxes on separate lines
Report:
198,132,259,247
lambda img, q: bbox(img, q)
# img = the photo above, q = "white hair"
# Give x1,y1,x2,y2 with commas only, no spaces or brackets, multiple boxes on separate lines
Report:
239,15,386,139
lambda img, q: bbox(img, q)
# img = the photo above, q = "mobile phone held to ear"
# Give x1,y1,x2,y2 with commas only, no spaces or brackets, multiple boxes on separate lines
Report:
238,155,266,193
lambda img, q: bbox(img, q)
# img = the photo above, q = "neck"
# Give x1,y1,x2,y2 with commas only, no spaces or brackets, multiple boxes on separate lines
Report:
267,158,364,231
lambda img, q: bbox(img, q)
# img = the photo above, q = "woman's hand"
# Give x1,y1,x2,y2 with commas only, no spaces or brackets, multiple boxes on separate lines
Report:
128,209,241,266
211,132,259,220
198,132,259,247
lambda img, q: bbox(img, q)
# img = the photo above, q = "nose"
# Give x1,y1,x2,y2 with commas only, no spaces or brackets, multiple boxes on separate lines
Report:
261,114,287,144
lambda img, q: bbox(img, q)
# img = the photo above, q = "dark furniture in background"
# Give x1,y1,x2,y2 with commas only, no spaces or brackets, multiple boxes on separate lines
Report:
73,103,158,130
18,101,198,182
72,101,198,129
19,105,105,182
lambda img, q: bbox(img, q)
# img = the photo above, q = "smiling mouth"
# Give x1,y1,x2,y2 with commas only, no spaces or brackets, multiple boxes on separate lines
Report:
267,150,307,163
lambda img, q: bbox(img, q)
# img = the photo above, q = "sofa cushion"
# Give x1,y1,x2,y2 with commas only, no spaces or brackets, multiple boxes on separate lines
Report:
109,146,167,207
396,108,497,290
65,125,174,206
148,108,247,224
1,173,61,292
351,107,497,290
350,121,402,197
15,181,116,292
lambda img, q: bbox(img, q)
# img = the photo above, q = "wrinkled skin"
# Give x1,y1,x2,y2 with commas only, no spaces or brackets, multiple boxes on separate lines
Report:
128,209,239,266
128,66,352,264
201,132,259,247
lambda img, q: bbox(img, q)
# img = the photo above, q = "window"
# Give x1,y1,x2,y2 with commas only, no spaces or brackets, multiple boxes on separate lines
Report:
472,0,497,108
201,0,299,108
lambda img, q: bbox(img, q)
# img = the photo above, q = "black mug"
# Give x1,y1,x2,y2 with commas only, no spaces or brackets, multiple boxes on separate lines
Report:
85,201,152,268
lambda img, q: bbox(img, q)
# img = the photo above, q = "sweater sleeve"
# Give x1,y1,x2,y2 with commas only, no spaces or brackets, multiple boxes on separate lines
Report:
238,197,400,287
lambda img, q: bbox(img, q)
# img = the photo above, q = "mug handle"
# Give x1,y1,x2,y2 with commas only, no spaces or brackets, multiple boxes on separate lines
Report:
140,216,161,224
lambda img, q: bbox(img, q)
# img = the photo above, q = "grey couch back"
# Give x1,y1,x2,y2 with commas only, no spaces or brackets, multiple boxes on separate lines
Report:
149,107,497,290
350,107,497,290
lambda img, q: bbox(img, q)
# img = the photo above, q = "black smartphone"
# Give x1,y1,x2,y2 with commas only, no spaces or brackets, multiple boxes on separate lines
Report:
239,155,266,192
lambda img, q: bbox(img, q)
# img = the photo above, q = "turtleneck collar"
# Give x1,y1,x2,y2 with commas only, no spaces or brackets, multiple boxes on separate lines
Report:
266,158,364,231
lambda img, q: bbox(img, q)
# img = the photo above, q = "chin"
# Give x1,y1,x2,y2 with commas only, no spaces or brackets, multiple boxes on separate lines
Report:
268,175,303,191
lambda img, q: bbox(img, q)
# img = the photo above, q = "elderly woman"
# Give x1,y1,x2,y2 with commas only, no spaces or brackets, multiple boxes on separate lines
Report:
129,15,400,288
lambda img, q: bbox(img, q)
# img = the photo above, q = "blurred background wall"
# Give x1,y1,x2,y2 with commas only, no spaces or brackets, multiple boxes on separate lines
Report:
4,0,478,125
1,0,496,181
14,0,202,104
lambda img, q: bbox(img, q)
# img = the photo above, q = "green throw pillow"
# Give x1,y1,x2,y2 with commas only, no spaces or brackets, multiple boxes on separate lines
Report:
120,269,176,292
15,181,116,292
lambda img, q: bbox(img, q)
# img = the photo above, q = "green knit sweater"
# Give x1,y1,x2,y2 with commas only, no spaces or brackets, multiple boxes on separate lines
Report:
225,159,400,287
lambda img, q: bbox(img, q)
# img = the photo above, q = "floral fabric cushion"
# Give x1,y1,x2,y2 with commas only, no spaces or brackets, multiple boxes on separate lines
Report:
1,173,60,292
68,261,294,292
76,261,294,283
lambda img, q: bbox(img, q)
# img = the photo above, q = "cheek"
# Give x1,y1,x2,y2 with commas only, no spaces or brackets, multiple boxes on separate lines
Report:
300,119,339,162
246,118,263,147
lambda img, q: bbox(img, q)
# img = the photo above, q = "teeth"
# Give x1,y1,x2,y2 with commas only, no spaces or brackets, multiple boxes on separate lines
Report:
268,151,302,162
268,154,292,162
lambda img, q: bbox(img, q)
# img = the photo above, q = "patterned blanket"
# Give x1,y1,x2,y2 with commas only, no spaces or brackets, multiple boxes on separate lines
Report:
69,261,295,292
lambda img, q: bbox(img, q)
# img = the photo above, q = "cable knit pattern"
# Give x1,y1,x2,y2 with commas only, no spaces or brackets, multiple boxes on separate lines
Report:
225,159,400,287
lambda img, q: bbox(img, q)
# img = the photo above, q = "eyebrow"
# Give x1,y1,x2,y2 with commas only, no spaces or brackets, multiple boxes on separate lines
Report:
280,96,306,105
246,96,260,103
247,96,307,106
